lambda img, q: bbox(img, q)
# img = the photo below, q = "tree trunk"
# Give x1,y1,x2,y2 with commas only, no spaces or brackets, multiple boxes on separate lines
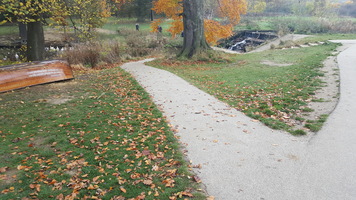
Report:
19,22,27,44
179,0,210,58
27,20,45,61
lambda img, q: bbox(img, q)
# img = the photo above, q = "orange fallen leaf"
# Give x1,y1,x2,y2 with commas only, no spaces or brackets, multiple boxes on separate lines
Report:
120,187,126,193
162,178,175,187
87,184,95,190
35,184,41,192
0,167,8,173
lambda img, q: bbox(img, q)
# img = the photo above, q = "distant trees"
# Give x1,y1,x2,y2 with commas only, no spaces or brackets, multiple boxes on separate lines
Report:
257,0,349,16
111,0,153,22
339,1,356,17
313,0,327,15
248,0,267,14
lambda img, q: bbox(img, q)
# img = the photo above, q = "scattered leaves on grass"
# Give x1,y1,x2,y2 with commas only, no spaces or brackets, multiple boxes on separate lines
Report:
0,68,204,199
150,44,336,134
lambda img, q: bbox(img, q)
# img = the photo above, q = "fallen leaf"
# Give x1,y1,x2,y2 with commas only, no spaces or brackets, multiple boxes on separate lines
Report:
0,167,8,173
162,178,175,187
181,191,193,197
111,196,125,200
120,187,126,193
87,185,96,190
142,149,150,155
56,193,64,200
11,137,22,143
143,179,153,185
193,176,201,183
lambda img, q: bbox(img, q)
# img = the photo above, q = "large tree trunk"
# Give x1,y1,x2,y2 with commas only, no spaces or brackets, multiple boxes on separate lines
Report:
179,0,210,58
27,20,45,61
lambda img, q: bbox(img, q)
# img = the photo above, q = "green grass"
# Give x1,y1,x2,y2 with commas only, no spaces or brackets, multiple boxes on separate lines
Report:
148,41,339,133
0,68,205,199
305,114,329,132
101,17,173,37
299,34,356,43
0,25,18,36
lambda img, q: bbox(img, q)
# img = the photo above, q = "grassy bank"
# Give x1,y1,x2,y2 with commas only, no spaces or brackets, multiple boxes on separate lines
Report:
148,40,343,134
0,67,204,199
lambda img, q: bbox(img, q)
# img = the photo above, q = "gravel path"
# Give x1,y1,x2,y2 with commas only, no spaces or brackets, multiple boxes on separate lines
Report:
121,40,356,199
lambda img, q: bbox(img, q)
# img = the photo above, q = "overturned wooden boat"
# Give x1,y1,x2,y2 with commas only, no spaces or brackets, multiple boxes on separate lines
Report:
0,60,74,93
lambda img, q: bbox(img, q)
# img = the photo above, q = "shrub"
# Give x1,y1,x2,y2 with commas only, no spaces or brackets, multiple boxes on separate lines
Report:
62,41,123,68
270,17,356,34
125,33,166,57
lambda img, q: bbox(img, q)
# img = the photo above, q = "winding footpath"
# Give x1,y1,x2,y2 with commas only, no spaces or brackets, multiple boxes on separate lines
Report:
121,40,356,200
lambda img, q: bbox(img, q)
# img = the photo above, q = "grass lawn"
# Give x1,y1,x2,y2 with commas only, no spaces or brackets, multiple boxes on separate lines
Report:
148,38,348,134
0,67,205,199
100,17,173,39
0,25,18,36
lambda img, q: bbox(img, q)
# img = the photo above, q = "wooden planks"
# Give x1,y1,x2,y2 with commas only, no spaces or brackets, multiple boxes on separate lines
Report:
0,60,74,93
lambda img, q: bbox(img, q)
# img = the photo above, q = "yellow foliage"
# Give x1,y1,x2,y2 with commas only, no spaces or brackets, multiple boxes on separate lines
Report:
168,19,184,37
217,0,247,25
152,0,182,18
204,20,233,45
151,19,163,33
151,0,247,44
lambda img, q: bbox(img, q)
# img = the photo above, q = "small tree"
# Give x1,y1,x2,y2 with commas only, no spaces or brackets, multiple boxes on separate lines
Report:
1,0,55,61
1,0,111,61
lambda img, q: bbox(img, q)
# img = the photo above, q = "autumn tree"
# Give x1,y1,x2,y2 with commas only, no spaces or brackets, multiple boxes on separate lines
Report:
0,0,111,61
59,0,111,39
0,0,66,61
152,0,247,58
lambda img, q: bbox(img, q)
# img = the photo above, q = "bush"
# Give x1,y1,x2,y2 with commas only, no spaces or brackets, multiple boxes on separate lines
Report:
270,17,356,34
125,33,166,57
62,32,167,68
63,41,123,68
